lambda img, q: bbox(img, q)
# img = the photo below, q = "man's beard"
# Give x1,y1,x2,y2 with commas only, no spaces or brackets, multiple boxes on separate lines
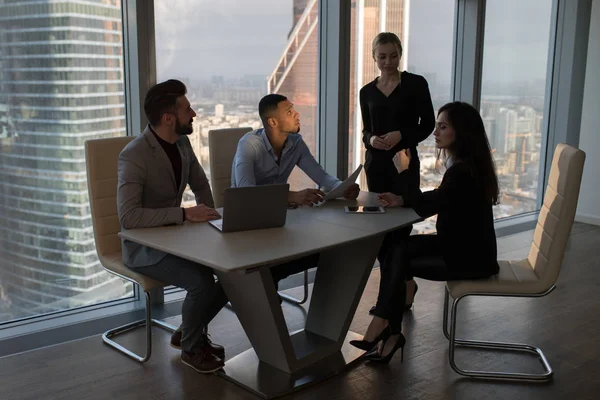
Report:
175,119,193,136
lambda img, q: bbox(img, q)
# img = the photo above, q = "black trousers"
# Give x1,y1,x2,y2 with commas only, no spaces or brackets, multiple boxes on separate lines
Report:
365,150,421,295
136,254,228,353
375,234,494,333
364,152,420,196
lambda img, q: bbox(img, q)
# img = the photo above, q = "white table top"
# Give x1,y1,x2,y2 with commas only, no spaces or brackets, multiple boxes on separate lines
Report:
119,192,421,273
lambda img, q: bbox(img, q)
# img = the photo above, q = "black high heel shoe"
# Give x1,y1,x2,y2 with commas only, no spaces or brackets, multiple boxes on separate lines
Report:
365,332,406,363
349,326,391,352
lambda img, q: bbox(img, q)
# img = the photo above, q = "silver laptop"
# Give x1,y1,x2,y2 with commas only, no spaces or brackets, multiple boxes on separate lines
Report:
209,184,289,233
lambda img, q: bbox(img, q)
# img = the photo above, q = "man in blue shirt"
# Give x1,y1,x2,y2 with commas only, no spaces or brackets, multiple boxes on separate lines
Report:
231,94,360,289
232,94,359,205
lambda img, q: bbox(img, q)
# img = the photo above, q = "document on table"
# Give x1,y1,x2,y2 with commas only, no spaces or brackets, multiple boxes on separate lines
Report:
323,164,363,201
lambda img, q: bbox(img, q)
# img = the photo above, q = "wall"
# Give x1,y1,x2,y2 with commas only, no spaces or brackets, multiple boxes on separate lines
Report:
576,0,600,225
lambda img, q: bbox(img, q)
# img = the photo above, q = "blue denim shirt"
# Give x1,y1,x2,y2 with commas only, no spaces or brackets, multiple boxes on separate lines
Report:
231,128,340,191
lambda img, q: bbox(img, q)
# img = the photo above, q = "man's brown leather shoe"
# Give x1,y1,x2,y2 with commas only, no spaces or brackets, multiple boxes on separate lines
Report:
203,334,225,358
171,330,225,358
170,329,182,350
181,349,224,374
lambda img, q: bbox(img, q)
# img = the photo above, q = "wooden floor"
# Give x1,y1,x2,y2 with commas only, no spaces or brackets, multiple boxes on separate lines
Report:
1,223,599,400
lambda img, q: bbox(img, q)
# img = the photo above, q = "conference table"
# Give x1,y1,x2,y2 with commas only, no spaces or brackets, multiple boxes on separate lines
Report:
119,191,421,398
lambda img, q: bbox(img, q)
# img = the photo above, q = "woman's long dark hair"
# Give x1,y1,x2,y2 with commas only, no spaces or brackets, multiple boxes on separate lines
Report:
437,102,500,205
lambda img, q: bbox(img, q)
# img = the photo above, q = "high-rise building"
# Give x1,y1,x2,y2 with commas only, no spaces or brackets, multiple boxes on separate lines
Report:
483,116,496,148
0,0,131,322
215,103,224,118
535,114,544,134
350,0,407,189
516,117,533,134
496,108,518,155
268,0,319,191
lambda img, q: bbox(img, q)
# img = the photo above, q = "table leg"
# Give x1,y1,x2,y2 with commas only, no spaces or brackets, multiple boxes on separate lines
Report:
214,234,384,399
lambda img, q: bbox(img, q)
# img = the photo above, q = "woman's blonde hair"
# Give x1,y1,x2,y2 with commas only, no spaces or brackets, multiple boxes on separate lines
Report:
372,32,403,58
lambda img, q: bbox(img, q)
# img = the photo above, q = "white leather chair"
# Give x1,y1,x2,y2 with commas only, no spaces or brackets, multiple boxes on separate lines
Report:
208,127,309,305
85,137,176,363
443,143,586,381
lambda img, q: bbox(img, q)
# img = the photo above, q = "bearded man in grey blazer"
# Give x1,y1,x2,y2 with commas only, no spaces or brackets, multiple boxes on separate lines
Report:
118,79,227,373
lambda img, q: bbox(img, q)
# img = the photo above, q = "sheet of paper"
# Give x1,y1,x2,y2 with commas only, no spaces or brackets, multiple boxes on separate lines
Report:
323,164,363,201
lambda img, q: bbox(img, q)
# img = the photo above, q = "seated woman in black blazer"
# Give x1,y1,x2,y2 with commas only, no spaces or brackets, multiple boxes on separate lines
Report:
351,101,500,363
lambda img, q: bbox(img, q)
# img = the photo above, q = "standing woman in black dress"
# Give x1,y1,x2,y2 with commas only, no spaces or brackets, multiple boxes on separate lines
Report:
360,32,435,311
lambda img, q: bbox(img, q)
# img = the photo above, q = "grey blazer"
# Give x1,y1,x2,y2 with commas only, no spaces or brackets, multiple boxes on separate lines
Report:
117,126,214,268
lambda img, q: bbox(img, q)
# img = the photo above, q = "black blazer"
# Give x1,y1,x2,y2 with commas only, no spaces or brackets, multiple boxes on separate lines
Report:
403,162,499,278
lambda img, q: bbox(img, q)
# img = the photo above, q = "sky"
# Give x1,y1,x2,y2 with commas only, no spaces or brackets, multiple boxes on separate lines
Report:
481,0,553,85
155,0,293,81
155,0,554,88
405,0,455,83
407,0,553,86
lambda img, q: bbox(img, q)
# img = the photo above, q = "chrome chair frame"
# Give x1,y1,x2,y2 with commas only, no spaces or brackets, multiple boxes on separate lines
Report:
101,271,177,363
279,269,310,305
442,285,555,381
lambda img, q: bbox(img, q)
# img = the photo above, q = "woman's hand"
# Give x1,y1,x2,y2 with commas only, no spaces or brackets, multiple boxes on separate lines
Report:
370,135,391,150
392,148,411,174
378,192,404,208
382,130,402,148
343,183,360,200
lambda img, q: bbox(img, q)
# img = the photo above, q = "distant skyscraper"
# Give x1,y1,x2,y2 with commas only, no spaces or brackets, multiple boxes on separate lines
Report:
483,116,496,150
268,0,319,190
0,0,131,322
350,0,407,188
496,108,518,155
189,120,203,168
534,114,544,134
516,117,533,134
215,103,224,118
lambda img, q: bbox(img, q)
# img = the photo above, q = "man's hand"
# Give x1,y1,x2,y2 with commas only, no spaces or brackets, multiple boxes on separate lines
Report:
184,204,221,222
343,183,360,200
369,135,391,150
381,130,402,148
392,148,411,174
378,192,404,208
289,188,324,206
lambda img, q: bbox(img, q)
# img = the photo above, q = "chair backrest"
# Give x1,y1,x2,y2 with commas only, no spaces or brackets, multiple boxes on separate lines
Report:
85,136,134,259
528,143,586,289
208,127,252,208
